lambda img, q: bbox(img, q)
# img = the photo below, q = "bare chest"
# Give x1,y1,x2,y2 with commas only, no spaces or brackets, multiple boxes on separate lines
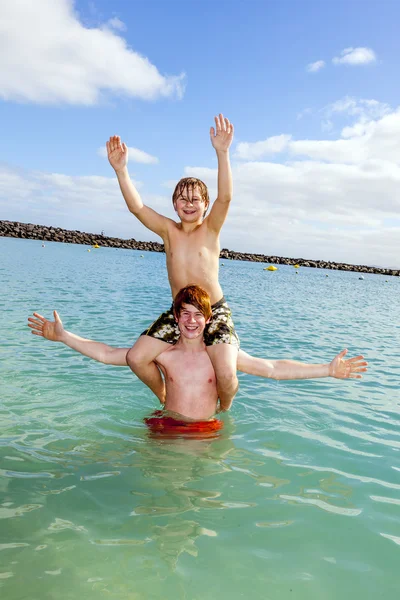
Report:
166,227,218,263
158,350,216,388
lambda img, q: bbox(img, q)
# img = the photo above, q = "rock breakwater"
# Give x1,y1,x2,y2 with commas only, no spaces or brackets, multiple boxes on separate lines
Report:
1,220,398,277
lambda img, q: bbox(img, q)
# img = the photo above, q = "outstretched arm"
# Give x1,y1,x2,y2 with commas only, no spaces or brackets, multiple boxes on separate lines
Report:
107,135,170,238
237,349,368,381
28,312,129,367
206,114,234,233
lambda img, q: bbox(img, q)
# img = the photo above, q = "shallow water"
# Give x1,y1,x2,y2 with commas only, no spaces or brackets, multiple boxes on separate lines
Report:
1,237,399,599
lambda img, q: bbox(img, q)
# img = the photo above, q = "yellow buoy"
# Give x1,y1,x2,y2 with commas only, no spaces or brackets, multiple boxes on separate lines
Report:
294,264,300,268
264,265,278,271
93,244,100,249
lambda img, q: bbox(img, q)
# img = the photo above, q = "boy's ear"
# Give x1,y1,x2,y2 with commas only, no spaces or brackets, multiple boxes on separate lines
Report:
174,311,178,322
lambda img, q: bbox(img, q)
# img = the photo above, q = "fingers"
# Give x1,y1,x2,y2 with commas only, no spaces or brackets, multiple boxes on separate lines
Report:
32,312,46,322
107,135,123,153
224,116,233,135
28,322,43,333
210,126,215,138
31,330,44,337
213,114,234,136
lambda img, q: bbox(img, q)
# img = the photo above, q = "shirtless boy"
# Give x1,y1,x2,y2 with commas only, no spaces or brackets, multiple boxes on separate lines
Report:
107,114,239,411
27,285,368,422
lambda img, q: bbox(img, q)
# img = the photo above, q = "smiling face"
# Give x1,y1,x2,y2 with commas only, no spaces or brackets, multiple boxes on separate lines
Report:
172,178,210,223
175,303,209,340
174,186,206,223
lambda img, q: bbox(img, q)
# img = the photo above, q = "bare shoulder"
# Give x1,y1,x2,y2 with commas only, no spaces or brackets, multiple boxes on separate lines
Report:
202,215,221,237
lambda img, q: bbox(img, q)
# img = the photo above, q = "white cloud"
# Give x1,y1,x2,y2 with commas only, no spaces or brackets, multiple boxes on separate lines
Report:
106,17,126,32
333,47,377,66
238,100,399,164
0,0,184,105
289,109,400,164
325,97,390,121
235,135,291,160
321,120,333,132
97,146,159,164
307,60,325,73
297,97,391,135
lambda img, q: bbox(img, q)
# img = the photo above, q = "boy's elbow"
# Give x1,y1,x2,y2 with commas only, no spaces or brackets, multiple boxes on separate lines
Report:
268,363,280,380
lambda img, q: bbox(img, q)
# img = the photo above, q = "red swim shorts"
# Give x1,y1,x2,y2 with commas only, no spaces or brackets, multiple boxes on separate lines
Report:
144,410,223,438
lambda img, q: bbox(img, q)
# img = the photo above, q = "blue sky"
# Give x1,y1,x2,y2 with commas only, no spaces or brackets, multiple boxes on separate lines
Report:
1,0,400,267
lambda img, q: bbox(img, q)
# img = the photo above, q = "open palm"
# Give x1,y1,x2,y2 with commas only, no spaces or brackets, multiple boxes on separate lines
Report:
329,349,368,379
210,113,234,152
106,135,128,172
28,311,64,342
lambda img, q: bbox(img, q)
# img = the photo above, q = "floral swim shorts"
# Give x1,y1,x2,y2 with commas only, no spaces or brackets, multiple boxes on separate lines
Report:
141,296,240,348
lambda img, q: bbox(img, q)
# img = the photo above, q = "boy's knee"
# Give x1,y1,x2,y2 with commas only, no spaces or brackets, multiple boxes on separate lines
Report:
216,370,238,393
126,346,146,372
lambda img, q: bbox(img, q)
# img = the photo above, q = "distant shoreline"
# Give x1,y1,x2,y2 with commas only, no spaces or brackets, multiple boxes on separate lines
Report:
1,219,398,277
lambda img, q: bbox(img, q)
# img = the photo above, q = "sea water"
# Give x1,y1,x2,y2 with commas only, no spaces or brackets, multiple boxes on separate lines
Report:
0,236,399,600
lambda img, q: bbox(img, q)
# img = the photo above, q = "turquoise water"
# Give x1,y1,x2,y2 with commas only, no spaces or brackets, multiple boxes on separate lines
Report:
1,236,399,600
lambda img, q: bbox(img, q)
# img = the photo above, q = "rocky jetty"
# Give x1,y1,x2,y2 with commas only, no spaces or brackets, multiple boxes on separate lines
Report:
1,220,398,277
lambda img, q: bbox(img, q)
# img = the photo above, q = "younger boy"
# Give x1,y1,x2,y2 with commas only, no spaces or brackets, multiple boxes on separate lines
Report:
107,114,238,411
27,285,368,422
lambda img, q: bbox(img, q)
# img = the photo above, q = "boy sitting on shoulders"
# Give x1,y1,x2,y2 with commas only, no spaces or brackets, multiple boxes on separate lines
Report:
107,114,239,411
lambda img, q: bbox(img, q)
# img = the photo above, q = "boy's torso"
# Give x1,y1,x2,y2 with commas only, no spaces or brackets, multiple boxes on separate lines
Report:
155,343,218,420
164,219,223,304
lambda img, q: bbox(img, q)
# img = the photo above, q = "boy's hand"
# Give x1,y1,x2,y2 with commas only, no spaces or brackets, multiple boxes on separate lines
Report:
329,349,368,379
106,135,128,173
28,311,65,342
210,113,234,153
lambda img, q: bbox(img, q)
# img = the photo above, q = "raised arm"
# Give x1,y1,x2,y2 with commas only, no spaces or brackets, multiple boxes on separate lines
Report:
237,349,368,381
107,135,170,239
28,311,129,367
206,114,234,233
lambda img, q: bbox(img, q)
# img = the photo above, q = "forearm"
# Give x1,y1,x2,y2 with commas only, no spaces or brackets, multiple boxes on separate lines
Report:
116,167,144,214
270,360,330,380
216,150,232,202
237,351,330,380
60,330,128,366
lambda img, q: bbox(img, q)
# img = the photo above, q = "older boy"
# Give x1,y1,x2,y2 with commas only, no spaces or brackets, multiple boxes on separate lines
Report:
28,286,367,422
107,114,238,411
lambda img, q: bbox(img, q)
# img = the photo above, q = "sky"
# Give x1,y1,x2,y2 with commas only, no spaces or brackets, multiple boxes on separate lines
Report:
1,0,400,268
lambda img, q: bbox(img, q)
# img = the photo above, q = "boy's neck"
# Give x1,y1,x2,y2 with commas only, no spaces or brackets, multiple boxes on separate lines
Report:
178,220,203,233
175,335,206,351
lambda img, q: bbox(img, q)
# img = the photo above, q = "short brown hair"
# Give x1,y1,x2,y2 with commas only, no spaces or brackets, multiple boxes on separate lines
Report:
173,285,212,320
172,177,210,217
